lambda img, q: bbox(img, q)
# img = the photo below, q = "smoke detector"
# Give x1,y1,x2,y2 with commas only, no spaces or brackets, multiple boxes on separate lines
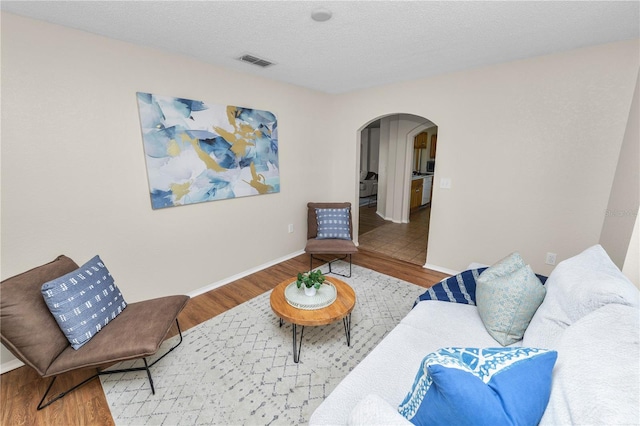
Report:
311,8,332,22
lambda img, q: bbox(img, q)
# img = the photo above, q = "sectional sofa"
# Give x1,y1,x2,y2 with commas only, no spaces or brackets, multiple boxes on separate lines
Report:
309,245,640,425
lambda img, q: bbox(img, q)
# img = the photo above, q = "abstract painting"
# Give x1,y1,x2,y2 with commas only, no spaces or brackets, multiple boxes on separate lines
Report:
136,92,279,209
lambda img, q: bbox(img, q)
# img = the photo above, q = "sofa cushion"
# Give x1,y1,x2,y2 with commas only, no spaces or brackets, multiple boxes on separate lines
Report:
476,253,546,346
398,347,557,426
315,207,351,240
0,255,79,376
540,303,640,425
309,301,506,426
41,255,127,350
348,394,411,426
524,244,639,349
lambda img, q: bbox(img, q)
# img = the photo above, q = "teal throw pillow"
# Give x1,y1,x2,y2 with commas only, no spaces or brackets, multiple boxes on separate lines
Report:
476,252,546,345
41,255,127,350
316,207,351,240
398,347,557,426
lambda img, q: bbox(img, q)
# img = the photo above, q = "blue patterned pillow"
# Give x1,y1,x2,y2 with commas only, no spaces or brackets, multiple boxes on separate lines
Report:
413,267,547,308
398,347,557,426
316,208,351,240
41,255,127,350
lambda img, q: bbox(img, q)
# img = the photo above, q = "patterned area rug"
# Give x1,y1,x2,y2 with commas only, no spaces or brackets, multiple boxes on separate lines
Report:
100,263,426,425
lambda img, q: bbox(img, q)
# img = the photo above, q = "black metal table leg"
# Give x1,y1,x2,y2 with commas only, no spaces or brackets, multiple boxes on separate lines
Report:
343,313,352,346
292,323,305,363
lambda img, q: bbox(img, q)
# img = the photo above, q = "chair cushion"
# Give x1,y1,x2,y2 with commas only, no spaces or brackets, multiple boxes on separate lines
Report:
41,255,128,350
305,238,358,254
45,295,189,376
398,347,557,426
316,208,352,240
0,255,79,376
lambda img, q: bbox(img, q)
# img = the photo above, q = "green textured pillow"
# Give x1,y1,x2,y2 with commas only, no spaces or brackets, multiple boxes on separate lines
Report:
476,253,546,346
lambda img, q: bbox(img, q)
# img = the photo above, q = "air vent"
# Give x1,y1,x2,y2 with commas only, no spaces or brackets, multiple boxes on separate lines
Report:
238,54,274,68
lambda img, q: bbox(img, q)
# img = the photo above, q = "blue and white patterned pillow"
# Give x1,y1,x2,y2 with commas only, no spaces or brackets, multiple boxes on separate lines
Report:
414,267,547,308
41,255,127,350
316,208,351,240
398,347,557,426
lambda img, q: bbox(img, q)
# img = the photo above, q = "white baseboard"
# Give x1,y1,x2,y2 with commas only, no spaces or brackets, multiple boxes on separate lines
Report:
1,250,306,375
423,263,459,276
187,249,306,298
0,358,24,374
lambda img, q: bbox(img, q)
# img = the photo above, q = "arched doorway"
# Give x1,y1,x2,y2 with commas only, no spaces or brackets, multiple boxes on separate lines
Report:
356,113,438,265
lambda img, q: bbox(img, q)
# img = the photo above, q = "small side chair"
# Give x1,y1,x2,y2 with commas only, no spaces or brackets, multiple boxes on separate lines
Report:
305,202,358,278
0,255,189,410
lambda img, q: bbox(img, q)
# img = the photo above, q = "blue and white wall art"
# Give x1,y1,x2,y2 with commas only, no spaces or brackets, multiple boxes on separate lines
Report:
136,92,279,209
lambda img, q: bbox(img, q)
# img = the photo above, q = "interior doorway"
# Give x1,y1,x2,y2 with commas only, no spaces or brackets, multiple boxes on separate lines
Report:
357,114,438,265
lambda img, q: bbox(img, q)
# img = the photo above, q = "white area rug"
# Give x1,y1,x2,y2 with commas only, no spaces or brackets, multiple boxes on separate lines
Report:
100,263,425,425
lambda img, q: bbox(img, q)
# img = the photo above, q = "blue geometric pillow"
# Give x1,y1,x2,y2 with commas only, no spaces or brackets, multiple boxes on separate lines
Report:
41,255,127,350
316,208,351,240
398,347,557,426
413,268,547,308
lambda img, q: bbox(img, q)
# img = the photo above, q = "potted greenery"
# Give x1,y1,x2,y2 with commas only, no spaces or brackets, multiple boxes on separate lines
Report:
296,270,326,297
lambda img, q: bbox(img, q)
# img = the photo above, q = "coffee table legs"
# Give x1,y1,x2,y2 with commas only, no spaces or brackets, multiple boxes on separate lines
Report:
292,324,305,363
286,313,352,364
343,313,352,346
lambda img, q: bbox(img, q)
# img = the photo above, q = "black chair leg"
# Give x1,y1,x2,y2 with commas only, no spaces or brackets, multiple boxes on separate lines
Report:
311,254,353,278
328,254,352,278
36,319,183,410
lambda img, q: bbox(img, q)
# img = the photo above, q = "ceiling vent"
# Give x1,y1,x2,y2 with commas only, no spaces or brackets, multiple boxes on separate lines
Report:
237,54,274,68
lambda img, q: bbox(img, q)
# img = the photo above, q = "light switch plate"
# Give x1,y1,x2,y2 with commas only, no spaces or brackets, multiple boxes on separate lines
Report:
440,178,452,189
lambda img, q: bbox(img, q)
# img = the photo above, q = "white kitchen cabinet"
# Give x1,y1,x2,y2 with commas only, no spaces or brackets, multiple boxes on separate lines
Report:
421,175,433,205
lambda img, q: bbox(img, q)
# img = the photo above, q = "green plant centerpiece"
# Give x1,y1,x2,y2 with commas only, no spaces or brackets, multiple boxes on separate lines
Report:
296,270,326,296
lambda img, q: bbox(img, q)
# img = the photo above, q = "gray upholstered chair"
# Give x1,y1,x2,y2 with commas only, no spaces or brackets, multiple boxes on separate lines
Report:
0,255,189,410
305,202,358,278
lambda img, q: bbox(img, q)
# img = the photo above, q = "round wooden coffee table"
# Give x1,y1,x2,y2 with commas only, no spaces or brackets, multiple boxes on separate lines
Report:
270,275,356,363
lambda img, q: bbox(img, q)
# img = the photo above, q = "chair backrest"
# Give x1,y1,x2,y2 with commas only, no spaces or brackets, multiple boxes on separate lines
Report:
0,255,77,376
307,202,354,240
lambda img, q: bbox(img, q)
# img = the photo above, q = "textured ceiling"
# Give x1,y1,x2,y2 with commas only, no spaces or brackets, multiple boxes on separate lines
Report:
2,1,639,94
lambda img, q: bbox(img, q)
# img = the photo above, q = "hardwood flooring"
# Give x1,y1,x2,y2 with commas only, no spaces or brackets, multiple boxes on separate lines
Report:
1,251,448,426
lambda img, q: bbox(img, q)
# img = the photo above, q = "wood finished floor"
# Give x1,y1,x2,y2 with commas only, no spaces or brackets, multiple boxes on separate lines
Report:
0,251,448,426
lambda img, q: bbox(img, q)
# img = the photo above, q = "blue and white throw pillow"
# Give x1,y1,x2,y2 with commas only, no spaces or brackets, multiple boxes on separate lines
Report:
413,266,547,308
398,347,557,426
41,255,127,350
316,207,351,240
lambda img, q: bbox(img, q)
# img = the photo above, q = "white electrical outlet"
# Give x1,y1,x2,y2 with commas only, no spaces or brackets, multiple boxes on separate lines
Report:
288,224,294,233
545,252,557,265
440,178,452,189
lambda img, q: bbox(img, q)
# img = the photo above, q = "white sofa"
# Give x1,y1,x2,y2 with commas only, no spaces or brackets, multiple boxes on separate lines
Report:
309,245,640,425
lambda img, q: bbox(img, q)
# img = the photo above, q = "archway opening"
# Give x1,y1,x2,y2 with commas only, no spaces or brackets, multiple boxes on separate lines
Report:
356,113,438,266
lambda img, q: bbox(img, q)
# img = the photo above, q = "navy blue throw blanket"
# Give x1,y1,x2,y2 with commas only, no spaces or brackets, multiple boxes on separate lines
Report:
414,267,548,308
